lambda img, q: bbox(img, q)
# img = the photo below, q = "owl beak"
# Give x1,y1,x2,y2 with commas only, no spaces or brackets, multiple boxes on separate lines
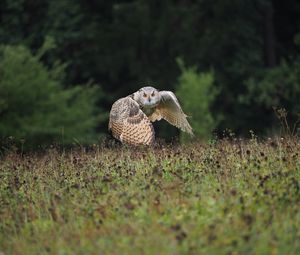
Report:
148,97,151,102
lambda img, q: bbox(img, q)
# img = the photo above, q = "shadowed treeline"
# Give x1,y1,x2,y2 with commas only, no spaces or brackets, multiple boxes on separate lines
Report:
1,0,300,148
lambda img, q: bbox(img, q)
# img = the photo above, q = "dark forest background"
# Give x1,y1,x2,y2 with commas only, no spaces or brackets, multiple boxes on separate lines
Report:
1,0,300,149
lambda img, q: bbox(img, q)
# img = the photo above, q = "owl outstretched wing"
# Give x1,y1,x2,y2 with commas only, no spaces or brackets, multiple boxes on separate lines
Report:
148,91,194,135
109,96,155,145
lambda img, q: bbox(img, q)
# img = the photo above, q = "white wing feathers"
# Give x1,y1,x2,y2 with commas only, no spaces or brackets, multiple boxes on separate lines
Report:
148,91,194,136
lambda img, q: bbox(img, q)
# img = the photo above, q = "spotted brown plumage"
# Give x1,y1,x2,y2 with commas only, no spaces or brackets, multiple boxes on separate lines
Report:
109,96,155,145
108,86,193,145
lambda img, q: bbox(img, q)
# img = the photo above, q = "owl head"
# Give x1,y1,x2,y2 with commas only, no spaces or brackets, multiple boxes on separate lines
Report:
133,86,161,108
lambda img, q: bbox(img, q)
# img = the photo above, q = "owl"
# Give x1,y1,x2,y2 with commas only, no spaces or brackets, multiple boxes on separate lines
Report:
108,86,193,145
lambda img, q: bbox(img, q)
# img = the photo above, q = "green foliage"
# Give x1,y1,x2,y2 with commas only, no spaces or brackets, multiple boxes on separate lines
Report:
240,57,300,135
1,0,300,137
176,59,217,141
0,139,299,254
0,43,104,149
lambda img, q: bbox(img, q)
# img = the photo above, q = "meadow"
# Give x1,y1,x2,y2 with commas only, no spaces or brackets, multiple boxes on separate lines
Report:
0,137,299,255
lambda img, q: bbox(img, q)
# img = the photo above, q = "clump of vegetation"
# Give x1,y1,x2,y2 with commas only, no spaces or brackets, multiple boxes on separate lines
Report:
0,138,299,254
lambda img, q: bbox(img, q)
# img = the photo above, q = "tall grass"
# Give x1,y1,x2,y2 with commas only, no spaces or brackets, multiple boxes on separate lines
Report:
0,137,299,254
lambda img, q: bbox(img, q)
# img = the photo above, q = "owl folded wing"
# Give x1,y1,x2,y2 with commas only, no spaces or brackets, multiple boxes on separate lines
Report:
148,91,194,136
109,97,155,145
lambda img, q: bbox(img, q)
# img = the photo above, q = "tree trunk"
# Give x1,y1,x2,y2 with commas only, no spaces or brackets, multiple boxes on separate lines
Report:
264,3,277,68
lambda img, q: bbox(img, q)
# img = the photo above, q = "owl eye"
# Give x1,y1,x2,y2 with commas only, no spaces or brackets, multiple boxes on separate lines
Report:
151,92,155,97
143,93,147,97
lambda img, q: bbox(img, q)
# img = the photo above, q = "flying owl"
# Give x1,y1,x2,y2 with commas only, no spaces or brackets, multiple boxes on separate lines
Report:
108,86,193,145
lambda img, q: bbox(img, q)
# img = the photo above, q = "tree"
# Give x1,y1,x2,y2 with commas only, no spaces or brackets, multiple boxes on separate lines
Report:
0,42,104,149
176,59,218,141
240,55,300,135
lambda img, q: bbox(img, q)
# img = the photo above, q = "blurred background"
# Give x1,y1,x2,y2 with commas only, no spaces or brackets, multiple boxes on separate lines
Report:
0,0,300,149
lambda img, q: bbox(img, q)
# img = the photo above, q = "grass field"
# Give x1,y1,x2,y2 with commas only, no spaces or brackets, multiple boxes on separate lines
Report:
0,137,300,255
